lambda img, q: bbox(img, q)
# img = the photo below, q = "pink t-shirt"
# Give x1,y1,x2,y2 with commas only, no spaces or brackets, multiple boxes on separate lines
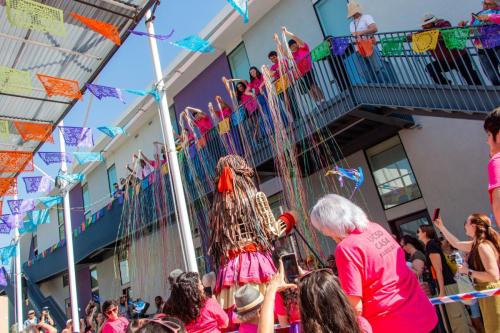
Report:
336,222,437,333
184,298,229,333
219,106,232,120
274,292,300,323
292,43,312,76
194,115,213,136
240,93,258,114
238,323,258,333
270,61,289,80
488,152,500,203
249,77,264,95
102,317,129,333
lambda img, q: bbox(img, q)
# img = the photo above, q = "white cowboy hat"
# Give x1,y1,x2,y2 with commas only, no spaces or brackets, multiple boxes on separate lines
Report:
347,1,362,18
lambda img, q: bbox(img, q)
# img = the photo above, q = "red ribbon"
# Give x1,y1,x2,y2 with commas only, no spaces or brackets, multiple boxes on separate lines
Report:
217,166,234,194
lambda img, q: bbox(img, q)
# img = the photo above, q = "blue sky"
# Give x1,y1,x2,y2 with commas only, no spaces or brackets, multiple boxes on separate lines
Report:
0,1,227,250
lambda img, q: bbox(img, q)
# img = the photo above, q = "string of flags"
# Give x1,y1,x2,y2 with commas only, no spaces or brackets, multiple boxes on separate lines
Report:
227,0,249,24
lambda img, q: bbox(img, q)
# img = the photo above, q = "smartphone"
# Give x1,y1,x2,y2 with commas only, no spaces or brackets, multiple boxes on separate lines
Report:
281,253,300,283
433,208,440,220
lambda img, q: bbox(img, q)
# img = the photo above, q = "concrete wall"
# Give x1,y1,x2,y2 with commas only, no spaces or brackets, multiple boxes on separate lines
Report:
85,163,112,214
95,256,123,306
35,208,61,253
399,116,490,239
242,0,325,74
39,275,68,313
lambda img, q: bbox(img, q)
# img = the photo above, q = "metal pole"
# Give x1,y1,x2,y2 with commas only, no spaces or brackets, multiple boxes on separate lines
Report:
58,120,80,332
14,199,23,332
144,10,198,272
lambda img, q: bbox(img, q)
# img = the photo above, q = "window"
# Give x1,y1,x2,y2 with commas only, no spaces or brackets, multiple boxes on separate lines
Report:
195,246,206,275
107,164,118,197
169,104,179,134
366,136,422,210
314,0,350,37
83,183,91,218
389,211,433,240
62,272,69,287
118,250,130,285
65,298,71,319
32,232,38,257
90,267,99,297
228,43,251,81
57,202,65,241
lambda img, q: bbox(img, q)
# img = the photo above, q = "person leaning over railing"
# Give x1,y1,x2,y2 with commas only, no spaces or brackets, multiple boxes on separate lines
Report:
434,214,500,333
417,14,482,85
459,0,500,85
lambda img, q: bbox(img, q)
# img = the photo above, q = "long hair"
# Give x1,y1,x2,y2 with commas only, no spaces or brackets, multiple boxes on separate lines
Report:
209,155,272,268
249,66,263,81
166,272,206,324
236,82,247,103
401,235,425,253
299,270,362,333
469,213,500,269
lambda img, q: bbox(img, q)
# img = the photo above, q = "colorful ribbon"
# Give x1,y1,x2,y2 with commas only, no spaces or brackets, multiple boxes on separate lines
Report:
227,0,249,23
128,29,175,40
430,288,500,305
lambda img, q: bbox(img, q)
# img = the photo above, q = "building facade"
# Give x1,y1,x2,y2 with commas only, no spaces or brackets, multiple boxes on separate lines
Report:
11,0,498,328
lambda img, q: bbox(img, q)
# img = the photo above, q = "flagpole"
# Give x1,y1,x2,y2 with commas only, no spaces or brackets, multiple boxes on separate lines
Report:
58,120,80,332
14,193,23,333
144,9,198,272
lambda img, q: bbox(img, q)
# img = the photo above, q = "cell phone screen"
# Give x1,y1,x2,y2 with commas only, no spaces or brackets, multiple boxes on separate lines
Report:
281,254,300,283
433,208,440,220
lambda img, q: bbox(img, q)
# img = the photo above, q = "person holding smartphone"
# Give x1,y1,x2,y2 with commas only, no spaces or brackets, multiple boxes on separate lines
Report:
39,307,55,327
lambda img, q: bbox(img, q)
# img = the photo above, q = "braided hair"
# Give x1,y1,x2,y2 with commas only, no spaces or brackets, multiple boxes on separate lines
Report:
209,155,273,269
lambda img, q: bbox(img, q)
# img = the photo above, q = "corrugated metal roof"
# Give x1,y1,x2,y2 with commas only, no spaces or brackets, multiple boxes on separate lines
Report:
0,0,157,178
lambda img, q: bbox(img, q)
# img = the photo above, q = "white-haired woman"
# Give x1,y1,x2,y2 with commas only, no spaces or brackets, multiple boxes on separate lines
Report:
310,194,437,333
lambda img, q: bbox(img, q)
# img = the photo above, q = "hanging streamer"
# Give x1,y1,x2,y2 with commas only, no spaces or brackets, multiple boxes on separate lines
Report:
0,66,32,95
126,89,161,103
479,24,500,49
22,176,53,194
311,41,331,62
69,12,121,45
38,152,73,166
0,214,25,229
0,178,17,197
57,173,84,185
0,267,8,287
380,37,405,56
326,166,364,198
411,30,440,53
13,121,54,143
0,245,16,265
7,199,36,214
331,37,350,56
227,0,249,23
171,35,215,53
59,126,94,147
73,152,104,164
218,118,231,134
86,83,125,103
0,151,33,173
37,74,82,100
128,29,175,40
6,0,66,36
356,38,375,58
0,222,10,235
27,209,50,226
441,28,469,50
38,196,63,209
0,121,9,140
97,126,126,138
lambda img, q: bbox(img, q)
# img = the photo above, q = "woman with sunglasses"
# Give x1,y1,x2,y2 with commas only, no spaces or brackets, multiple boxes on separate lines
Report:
434,214,500,333
102,300,129,333
166,272,228,333
310,194,437,333
258,264,371,333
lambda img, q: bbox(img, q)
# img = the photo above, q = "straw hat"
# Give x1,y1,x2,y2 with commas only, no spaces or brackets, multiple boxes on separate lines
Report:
234,285,264,315
347,1,362,18
421,13,438,26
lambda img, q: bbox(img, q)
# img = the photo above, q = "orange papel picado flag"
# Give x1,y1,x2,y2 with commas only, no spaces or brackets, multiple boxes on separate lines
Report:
411,30,440,53
69,12,121,46
37,74,82,100
14,121,54,143
0,178,17,197
0,151,33,173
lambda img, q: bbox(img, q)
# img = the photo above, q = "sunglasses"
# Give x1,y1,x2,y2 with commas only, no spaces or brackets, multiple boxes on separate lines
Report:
142,319,181,333
298,268,333,282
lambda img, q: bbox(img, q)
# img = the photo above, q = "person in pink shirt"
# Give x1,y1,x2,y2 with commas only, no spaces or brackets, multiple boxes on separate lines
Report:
101,300,129,333
485,108,500,226
268,51,289,80
215,96,233,120
234,285,264,333
310,194,438,333
167,272,229,333
282,27,324,104
236,82,258,114
187,107,213,136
